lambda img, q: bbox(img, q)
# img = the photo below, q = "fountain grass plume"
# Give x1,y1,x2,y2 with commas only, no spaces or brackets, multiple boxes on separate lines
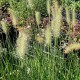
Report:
16,27,30,59
35,11,41,26
51,1,62,38
45,25,51,45
35,34,44,44
53,0,59,13
1,19,7,34
47,0,50,16
64,43,80,54
72,4,76,25
27,0,33,9
65,7,70,25
8,8,17,26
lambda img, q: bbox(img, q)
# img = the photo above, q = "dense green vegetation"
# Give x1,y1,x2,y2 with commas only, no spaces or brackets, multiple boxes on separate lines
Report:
0,0,80,80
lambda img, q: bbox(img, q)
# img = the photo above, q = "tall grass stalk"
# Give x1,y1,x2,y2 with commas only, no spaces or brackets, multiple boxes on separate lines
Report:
51,2,62,70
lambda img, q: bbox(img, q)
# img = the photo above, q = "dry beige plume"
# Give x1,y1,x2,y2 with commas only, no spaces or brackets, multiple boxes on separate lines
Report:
53,0,59,13
27,0,33,9
8,8,17,26
45,25,51,45
35,34,44,44
51,6,55,20
51,2,62,38
35,11,41,26
16,27,30,59
1,19,7,34
72,5,76,25
64,43,80,54
65,7,70,25
47,0,50,16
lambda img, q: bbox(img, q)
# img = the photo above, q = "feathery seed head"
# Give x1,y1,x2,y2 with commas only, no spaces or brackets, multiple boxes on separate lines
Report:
1,19,7,34
45,25,51,45
35,34,44,44
27,0,33,9
35,11,41,26
64,43,80,54
65,7,70,25
16,27,30,59
53,0,59,13
51,6,62,38
47,0,51,16
8,8,17,26
72,5,76,25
